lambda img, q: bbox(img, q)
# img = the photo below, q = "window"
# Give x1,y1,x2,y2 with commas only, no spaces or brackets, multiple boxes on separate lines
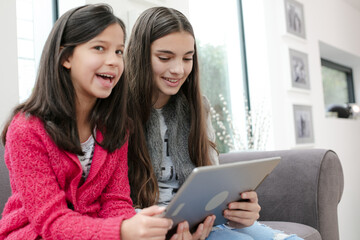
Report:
16,0,84,103
57,0,85,16
321,59,355,117
189,0,251,153
16,0,55,102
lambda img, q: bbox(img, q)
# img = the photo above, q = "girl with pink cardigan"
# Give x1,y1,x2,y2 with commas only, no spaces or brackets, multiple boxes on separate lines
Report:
0,4,172,240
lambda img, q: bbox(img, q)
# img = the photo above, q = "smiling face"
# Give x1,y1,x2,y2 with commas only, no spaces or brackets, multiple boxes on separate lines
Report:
62,23,125,105
150,31,195,108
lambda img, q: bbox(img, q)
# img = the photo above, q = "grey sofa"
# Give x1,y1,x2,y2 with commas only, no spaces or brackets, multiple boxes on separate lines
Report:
0,146,344,240
0,144,10,218
219,149,344,240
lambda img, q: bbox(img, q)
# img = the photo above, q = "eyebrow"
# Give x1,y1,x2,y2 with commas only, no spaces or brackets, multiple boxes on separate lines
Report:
156,50,194,55
90,39,125,48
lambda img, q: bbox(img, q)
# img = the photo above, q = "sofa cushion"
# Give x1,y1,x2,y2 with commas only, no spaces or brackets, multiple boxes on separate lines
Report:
261,221,321,240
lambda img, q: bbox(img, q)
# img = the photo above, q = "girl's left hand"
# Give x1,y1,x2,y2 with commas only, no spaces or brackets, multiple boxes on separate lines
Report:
224,191,261,228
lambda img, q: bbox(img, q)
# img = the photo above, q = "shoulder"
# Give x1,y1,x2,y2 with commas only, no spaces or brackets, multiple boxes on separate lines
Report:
6,113,48,144
8,113,44,133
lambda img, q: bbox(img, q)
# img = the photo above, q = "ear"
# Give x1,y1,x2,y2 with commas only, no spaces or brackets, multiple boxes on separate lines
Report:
60,47,71,69
62,59,71,69
62,57,72,69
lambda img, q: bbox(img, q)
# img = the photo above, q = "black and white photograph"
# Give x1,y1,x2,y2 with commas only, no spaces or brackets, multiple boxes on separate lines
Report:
293,104,314,144
289,49,310,90
284,0,306,39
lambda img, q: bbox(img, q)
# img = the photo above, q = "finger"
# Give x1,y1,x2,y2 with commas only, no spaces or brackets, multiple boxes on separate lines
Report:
129,221,171,239
176,222,191,240
225,208,260,220
175,222,185,239
241,191,258,202
140,205,166,216
198,216,213,239
138,215,174,231
191,223,204,239
228,201,261,212
181,221,193,240
204,215,216,237
170,233,179,240
139,206,174,230
143,227,172,238
192,215,215,240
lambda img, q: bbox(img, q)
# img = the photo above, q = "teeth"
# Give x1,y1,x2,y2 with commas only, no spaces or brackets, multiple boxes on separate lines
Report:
98,74,114,78
165,78,178,83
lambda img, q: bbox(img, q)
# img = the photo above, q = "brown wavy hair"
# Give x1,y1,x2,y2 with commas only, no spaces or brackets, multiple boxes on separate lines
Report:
126,7,216,208
2,4,129,154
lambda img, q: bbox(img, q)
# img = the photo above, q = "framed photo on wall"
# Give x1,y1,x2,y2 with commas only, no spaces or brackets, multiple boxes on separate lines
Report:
289,49,310,90
284,0,306,39
293,104,314,144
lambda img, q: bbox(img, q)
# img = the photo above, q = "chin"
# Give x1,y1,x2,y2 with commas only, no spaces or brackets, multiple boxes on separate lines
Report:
96,92,112,99
165,88,181,96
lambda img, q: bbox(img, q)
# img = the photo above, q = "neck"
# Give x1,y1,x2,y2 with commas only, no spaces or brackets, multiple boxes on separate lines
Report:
153,93,171,109
76,98,96,143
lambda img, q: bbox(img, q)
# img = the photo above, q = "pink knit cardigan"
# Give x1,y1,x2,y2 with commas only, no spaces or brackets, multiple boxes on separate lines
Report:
0,113,136,239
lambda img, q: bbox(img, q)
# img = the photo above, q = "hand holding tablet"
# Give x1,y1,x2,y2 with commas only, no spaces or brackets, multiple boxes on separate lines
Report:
162,157,281,231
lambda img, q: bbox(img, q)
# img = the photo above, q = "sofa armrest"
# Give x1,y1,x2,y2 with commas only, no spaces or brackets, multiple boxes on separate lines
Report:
219,149,343,240
0,144,11,219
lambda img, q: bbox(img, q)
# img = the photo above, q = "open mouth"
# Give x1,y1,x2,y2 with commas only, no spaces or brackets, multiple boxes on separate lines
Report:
97,73,115,81
163,77,180,83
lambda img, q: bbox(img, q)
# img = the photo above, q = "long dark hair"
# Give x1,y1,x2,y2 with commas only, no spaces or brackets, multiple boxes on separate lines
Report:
126,7,215,208
1,4,128,154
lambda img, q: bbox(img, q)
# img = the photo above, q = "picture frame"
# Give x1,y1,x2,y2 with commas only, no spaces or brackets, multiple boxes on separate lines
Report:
289,49,310,90
284,0,306,39
293,104,314,144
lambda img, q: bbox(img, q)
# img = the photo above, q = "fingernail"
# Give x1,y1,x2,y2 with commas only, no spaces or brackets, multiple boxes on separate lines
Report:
158,206,166,211
184,221,189,230
199,223,204,231
173,234,178,240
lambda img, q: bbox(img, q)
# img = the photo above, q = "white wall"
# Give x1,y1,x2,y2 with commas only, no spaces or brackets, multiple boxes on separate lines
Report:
0,1,19,129
308,1,360,239
243,0,360,238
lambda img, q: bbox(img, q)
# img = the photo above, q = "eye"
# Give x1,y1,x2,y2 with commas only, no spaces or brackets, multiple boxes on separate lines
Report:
184,54,194,61
116,49,124,55
159,56,170,61
94,46,104,51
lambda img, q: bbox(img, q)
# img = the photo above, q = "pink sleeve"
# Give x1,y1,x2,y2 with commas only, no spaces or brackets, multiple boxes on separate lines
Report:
5,118,131,240
99,140,136,219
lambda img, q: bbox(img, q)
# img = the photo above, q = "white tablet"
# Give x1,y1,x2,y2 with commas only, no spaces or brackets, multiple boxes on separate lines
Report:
162,157,281,231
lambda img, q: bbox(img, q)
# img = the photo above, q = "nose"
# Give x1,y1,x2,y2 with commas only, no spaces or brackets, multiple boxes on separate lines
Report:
169,59,184,75
106,52,122,67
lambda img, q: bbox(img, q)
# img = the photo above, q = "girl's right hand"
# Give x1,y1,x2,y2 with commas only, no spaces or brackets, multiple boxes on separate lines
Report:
121,205,173,240
169,215,216,240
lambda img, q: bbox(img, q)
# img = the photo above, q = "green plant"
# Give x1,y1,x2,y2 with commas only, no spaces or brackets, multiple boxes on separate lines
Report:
210,94,270,152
